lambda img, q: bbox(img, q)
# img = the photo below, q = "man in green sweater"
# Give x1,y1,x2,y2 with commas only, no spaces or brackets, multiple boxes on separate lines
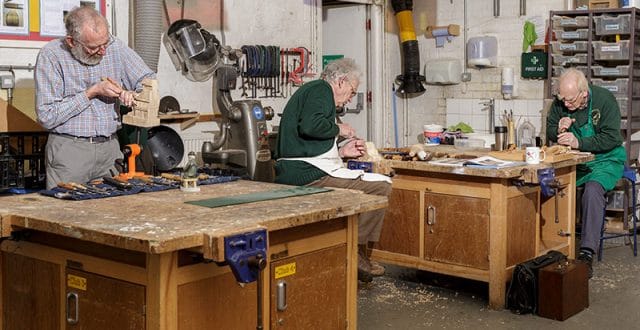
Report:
546,68,626,278
274,58,392,283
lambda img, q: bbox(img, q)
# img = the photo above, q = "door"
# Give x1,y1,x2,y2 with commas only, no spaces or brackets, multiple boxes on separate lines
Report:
270,245,347,329
424,193,490,269
65,268,145,329
322,3,369,139
2,252,60,330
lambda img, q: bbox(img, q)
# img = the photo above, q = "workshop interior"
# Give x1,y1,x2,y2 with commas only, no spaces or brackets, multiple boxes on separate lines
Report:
2,0,640,329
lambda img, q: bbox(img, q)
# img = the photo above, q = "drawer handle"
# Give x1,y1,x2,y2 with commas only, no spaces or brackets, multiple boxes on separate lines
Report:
277,280,287,311
426,205,436,233
66,292,79,325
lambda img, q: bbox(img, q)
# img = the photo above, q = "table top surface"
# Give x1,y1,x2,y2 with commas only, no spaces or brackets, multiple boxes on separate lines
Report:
0,180,387,254
383,145,594,179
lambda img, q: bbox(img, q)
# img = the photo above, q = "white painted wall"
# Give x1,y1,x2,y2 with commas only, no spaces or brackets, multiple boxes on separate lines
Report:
385,0,566,146
1,0,570,150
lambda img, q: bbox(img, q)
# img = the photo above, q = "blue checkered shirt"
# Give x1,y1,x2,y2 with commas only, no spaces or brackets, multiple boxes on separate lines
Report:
35,38,155,137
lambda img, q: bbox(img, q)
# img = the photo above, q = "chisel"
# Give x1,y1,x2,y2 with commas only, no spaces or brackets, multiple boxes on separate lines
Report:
102,176,133,190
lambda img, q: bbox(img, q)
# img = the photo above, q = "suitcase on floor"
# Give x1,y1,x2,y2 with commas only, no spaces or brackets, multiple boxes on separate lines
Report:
537,259,589,321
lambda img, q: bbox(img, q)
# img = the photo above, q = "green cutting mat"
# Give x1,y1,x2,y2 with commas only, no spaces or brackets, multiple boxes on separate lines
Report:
186,186,332,208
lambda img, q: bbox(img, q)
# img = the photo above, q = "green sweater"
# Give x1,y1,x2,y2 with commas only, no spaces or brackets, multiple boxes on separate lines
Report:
546,84,623,153
274,80,340,185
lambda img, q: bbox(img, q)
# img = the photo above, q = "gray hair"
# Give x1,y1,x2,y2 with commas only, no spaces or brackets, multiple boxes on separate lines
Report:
65,6,109,40
559,68,589,92
320,58,361,84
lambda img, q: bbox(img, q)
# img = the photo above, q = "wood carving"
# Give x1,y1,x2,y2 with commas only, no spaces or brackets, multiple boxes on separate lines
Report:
122,78,160,127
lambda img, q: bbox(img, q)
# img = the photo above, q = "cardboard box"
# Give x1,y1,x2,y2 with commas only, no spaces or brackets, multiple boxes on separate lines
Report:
589,0,619,8
0,98,44,132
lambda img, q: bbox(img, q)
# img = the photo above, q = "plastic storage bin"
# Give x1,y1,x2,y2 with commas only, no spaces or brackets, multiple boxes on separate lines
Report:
614,98,640,117
594,14,636,35
591,78,629,97
593,40,631,60
552,65,588,76
592,65,630,77
553,29,589,40
551,53,588,66
552,15,590,28
551,41,589,53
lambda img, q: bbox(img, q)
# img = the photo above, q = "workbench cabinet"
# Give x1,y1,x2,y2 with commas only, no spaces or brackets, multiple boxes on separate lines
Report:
0,181,387,329
374,164,577,309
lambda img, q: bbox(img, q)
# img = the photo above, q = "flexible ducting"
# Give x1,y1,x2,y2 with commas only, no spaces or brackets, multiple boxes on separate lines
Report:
133,0,163,72
391,0,425,94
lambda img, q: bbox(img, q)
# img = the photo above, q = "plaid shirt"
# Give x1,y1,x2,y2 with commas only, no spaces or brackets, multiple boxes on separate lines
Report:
35,38,155,137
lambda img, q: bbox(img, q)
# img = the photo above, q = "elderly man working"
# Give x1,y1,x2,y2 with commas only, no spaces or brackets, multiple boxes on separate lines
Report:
35,6,155,189
274,58,391,283
546,68,626,278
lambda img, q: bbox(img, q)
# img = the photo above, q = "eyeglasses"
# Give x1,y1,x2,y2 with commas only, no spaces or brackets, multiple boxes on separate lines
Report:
346,80,357,97
557,91,582,106
74,35,114,55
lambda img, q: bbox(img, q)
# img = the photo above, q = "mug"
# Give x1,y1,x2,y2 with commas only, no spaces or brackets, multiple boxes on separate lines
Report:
525,147,546,165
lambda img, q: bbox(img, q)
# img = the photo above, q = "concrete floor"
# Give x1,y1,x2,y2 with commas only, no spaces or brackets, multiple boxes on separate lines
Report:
358,242,640,329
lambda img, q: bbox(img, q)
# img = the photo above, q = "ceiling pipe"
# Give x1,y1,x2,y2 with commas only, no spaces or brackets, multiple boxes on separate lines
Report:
132,0,163,72
391,0,425,95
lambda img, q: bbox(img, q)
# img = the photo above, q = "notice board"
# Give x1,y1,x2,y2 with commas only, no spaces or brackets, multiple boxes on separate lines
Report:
0,0,105,42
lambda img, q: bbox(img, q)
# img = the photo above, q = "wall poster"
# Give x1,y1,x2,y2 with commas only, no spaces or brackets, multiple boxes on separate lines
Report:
0,0,104,41
0,0,29,36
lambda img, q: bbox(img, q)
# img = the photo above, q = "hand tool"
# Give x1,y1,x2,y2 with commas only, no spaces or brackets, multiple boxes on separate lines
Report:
116,144,145,180
103,176,133,190
68,182,110,195
57,183,86,195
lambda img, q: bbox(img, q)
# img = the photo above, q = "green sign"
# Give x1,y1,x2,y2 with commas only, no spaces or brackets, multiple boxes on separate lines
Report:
322,55,344,69
521,52,547,79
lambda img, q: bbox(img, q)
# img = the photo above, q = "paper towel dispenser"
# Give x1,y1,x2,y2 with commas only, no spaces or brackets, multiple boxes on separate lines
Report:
424,59,462,85
467,36,497,68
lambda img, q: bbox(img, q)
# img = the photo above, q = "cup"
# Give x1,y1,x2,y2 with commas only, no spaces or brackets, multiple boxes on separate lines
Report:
525,146,546,165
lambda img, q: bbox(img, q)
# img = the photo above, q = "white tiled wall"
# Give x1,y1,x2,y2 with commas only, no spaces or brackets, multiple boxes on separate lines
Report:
446,98,544,137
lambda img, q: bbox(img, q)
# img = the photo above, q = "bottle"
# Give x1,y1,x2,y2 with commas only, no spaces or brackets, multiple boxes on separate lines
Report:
494,126,507,151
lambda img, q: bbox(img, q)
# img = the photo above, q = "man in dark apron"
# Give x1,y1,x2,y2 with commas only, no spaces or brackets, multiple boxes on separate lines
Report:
547,68,626,278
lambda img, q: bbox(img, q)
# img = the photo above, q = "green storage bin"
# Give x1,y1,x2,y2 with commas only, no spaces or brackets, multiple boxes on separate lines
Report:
521,52,548,79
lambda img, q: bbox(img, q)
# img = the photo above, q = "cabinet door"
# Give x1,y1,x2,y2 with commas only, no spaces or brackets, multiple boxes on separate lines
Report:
378,188,421,256
424,193,490,269
65,268,145,330
270,245,347,329
2,252,60,330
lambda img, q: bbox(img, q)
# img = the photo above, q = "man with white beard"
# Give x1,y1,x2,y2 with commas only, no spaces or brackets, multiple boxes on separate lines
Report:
35,6,155,189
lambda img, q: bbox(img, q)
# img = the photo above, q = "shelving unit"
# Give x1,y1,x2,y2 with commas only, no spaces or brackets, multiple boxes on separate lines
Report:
548,8,640,164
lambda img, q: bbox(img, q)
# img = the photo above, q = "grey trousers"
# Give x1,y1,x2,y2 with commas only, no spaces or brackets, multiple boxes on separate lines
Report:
45,133,122,189
580,181,606,253
307,175,392,245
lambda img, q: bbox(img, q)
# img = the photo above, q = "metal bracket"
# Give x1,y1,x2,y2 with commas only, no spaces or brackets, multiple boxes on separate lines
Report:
224,229,267,283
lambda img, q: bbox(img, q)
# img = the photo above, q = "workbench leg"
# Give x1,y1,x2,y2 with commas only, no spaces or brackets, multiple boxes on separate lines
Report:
346,214,358,329
566,168,577,259
488,181,508,310
146,252,178,330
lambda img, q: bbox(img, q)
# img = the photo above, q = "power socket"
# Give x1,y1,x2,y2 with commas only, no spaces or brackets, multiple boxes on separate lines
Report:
461,72,472,82
0,75,15,89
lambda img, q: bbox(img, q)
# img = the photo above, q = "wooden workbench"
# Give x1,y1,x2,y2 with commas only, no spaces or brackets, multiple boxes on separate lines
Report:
373,146,593,309
0,180,387,329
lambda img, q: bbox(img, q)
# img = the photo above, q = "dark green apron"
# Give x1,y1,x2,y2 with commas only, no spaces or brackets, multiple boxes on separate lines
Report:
570,89,625,191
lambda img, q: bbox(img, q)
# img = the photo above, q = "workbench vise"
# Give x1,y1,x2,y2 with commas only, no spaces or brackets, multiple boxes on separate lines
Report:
224,230,267,283
538,167,557,198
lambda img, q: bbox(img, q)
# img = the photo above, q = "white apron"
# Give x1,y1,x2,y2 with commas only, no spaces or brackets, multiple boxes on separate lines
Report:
279,139,391,183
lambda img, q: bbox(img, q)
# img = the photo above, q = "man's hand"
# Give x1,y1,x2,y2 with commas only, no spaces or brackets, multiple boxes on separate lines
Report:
557,132,579,149
119,90,137,107
339,138,366,158
338,123,356,139
86,79,123,99
558,117,575,133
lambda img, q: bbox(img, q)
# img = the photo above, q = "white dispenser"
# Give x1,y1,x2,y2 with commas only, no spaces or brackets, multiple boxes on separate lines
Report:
467,36,498,68
501,67,514,99
424,58,462,84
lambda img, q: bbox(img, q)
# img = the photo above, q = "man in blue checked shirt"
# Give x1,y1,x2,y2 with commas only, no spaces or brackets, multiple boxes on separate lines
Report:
35,6,155,189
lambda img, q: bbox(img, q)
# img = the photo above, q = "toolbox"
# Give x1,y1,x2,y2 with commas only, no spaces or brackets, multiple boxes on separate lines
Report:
537,259,589,321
